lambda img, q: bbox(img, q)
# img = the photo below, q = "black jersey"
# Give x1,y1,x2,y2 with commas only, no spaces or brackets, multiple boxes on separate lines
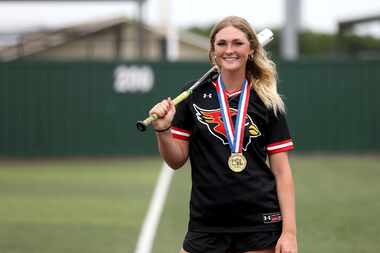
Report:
171,75,294,233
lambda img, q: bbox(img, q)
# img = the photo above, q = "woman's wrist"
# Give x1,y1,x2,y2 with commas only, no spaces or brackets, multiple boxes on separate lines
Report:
154,126,171,133
282,227,297,236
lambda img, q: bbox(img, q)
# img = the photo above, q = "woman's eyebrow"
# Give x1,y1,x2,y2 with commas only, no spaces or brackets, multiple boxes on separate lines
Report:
215,38,245,42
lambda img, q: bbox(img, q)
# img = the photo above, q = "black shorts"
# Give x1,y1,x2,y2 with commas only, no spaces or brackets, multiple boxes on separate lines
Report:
183,230,281,253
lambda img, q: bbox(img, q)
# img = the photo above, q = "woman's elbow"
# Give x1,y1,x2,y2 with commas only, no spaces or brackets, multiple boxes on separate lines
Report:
166,160,185,170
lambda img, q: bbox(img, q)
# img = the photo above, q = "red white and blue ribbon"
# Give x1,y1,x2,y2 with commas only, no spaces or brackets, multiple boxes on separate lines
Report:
215,75,251,153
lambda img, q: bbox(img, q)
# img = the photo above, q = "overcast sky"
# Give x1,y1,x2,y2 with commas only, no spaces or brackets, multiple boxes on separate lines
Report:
0,0,379,34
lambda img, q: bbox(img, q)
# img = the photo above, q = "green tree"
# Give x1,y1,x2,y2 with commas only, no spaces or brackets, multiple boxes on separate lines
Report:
185,25,380,59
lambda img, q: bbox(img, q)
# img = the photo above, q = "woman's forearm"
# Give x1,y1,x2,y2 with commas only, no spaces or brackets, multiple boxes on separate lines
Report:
269,152,297,235
276,168,297,235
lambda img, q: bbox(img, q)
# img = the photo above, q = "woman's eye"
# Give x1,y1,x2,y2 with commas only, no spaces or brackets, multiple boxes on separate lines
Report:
216,42,226,46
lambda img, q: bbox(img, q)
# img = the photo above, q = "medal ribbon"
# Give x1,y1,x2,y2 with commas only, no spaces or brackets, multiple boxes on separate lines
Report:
215,75,251,153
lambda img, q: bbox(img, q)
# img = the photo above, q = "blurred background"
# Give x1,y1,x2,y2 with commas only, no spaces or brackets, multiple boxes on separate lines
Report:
0,0,379,252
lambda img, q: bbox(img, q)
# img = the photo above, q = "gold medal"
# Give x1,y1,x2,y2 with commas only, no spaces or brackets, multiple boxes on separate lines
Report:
228,153,247,172
216,76,251,173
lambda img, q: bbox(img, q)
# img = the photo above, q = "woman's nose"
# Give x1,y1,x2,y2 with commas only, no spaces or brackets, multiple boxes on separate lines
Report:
225,44,234,53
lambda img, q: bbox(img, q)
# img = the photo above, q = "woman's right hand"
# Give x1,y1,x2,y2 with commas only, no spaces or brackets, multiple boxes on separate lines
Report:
149,97,176,132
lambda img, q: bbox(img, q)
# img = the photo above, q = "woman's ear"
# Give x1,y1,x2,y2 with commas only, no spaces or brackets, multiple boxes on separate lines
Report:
248,51,254,61
212,53,217,65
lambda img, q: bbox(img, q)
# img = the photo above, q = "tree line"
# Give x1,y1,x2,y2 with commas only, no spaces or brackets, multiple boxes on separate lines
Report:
187,25,380,59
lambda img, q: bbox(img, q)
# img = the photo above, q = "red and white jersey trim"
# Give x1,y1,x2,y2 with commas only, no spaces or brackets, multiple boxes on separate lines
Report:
171,127,191,141
267,139,294,154
212,81,242,98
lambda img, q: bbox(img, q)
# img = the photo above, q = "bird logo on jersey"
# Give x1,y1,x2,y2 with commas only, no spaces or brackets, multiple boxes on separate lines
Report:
193,104,261,150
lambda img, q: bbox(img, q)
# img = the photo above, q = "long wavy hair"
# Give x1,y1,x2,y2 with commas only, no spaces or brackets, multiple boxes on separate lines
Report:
209,16,285,115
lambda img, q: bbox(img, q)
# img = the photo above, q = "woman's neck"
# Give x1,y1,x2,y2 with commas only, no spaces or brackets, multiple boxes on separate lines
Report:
221,70,246,92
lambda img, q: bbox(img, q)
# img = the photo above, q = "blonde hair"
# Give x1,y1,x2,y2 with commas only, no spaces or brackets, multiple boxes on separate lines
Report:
209,16,285,115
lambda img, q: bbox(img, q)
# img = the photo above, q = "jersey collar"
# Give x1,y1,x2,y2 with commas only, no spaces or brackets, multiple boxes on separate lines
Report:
211,80,245,98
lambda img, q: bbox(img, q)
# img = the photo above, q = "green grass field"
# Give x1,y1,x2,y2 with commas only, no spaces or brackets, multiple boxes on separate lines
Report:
0,155,379,253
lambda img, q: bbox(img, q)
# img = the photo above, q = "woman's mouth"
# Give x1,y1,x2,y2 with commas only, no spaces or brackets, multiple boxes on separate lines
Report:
222,56,239,62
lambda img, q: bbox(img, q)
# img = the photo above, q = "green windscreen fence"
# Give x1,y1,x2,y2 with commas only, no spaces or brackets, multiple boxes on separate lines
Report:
0,60,379,157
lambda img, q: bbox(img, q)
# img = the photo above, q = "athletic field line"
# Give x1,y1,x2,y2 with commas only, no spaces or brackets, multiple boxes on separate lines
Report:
134,162,174,253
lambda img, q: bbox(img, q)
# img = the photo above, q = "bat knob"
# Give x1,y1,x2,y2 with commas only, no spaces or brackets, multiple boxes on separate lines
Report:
136,121,147,132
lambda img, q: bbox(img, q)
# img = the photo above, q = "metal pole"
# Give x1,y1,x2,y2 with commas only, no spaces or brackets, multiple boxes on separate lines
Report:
281,0,301,60
137,0,144,59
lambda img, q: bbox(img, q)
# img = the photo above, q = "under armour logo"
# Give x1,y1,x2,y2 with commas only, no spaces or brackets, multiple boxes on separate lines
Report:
263,215,271,221
203,93,212,99
262,213,282,224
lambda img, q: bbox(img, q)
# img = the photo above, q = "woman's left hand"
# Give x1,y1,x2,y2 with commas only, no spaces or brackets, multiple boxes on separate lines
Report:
275,231,298,253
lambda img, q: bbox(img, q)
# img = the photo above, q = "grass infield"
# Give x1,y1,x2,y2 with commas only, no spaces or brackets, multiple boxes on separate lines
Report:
0,155,379,253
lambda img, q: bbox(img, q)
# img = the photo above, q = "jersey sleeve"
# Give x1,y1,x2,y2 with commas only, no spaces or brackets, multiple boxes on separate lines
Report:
170,83,194,141
266,110,294,154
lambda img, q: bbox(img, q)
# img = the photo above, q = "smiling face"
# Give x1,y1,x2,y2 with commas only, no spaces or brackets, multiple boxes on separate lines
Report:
213,26,253,74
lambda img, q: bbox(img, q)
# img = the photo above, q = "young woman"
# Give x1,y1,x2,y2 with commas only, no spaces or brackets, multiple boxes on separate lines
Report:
149,16,298,253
